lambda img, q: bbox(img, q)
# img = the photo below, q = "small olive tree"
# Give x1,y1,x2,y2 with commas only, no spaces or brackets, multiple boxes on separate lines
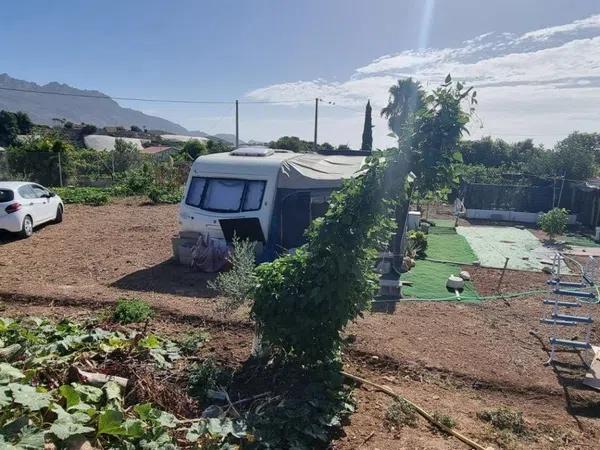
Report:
538,208,569,241
208,236,257,312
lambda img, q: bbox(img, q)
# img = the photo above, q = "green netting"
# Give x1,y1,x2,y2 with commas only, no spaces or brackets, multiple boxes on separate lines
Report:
401,260,481,301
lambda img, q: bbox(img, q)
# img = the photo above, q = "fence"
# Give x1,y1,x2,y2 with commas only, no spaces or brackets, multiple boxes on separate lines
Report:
0,150,191,188
461,182,556,213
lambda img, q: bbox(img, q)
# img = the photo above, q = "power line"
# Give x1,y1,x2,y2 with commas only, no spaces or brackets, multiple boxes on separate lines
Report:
0,85,314,105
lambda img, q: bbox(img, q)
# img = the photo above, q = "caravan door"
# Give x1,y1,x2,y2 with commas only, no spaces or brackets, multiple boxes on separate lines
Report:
281,192,311,249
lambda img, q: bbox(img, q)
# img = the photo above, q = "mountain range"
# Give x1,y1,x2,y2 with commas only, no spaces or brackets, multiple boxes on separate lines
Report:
0,73,189,134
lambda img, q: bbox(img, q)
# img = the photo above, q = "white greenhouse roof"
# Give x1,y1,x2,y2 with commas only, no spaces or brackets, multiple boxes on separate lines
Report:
84,135,148,151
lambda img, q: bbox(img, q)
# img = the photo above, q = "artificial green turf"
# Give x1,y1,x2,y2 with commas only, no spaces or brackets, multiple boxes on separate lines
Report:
428,219,457,229
401,260,480,300
562,232,600,248
425,224,478,263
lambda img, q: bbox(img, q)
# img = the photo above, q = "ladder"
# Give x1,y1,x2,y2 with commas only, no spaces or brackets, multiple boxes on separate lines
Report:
541,252,597,365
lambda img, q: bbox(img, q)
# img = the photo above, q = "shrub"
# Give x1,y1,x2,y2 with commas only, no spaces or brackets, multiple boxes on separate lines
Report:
385,399,417,428
478,407,525,434
54,187,111,206
112,298,154,324
147,185,182,204
433,412,456,429
178,331,211,355
208,236,257,311
187,358,229,402
80,124,97,136
538,207,568,240
408,230,428,257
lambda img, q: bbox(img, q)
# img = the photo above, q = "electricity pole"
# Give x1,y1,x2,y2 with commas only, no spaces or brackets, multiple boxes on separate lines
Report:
235,100,239,148
313,98,319,152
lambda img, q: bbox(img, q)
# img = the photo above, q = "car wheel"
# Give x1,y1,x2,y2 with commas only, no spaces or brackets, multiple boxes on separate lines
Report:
19,215,33,238
54,205,63,223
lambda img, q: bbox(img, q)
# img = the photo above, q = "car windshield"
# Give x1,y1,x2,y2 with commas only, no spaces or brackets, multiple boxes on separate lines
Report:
185,177,266,213
0,189,14,203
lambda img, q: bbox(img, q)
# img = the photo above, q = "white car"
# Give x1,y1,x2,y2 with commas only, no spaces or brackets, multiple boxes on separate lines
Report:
0,182,64,238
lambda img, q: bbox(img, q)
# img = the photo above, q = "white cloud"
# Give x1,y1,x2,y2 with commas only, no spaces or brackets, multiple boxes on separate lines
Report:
246,14,600,148
519,14,600,41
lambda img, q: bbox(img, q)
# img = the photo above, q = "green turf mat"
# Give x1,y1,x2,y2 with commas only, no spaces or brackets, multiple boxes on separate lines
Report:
428,219,456,229
401,260,480,300
425,224,478,263
563,233,600,248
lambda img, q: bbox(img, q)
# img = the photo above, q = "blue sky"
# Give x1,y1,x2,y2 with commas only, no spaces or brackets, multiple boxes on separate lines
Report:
2,0,600,146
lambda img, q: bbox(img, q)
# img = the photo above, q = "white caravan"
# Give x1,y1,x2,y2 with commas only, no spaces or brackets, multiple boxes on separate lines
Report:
178,146,367,261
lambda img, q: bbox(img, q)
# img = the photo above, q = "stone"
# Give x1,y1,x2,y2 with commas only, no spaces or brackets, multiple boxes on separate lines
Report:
459,270,471,281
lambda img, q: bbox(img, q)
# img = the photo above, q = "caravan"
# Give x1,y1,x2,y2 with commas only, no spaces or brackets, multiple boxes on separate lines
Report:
176,146,367,266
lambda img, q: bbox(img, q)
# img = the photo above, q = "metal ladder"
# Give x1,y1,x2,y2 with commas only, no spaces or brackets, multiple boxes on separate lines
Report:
541,252,597,365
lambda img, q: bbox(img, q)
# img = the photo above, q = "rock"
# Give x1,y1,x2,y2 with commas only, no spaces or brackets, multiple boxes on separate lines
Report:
459,270,471,281
542,266,553,274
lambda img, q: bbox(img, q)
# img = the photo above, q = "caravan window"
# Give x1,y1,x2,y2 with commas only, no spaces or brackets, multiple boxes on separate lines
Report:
185,177,266,212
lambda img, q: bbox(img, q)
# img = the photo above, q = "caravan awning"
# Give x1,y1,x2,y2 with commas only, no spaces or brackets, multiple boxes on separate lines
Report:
278,153,367,189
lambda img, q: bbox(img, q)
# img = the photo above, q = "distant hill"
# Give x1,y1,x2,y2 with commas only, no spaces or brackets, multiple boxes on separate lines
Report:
0,73,187,134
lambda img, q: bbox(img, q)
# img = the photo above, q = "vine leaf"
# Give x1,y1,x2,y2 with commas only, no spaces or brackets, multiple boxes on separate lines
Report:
49,404,94,440
97,409,125,436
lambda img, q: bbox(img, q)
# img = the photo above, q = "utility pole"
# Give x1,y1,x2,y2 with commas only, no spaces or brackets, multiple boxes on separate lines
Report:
313,98,319,152
235,100,239,148
557,171,566,207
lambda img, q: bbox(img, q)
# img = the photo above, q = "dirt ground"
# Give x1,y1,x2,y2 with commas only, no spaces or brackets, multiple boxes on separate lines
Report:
1,199,599,449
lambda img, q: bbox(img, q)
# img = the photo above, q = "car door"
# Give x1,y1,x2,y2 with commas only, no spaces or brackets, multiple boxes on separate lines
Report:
30,184,54,223
17,185,43,225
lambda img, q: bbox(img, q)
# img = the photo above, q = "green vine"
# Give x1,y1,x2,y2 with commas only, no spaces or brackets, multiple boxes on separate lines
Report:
251,152,402,364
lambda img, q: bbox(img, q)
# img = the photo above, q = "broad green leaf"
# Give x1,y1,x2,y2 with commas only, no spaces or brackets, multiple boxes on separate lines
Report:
8,384,51,411
59,385,80,409
0,363,25,384
103,381,122,402
155,410,177,428
133,402,152,421
185,421,208,442
72,384,103,404
121,419,144,438
50,420,94,441
0,386,12,407
14,426,45,449
97,409,124,436
139,334,160,349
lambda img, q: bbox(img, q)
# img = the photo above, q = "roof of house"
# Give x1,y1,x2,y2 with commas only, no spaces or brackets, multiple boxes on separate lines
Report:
141,145,176,155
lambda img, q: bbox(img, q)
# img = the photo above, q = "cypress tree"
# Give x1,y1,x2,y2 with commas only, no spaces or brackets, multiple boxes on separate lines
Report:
361,100,373,151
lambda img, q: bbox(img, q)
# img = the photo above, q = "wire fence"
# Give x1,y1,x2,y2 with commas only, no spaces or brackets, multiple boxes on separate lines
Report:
0,150,192,188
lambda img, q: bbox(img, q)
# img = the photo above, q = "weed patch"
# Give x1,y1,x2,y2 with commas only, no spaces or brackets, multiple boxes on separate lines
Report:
478,407,525,434
112,298,154,324
385,399,418,428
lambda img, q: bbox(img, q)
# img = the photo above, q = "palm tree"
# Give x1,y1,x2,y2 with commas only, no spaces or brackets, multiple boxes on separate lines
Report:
380,78,425,142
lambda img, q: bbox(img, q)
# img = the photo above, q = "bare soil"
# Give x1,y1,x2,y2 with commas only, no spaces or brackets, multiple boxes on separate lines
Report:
1,199,599,449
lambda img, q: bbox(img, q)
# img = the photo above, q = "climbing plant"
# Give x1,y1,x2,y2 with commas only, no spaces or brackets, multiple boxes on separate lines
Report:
251,151,405,365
